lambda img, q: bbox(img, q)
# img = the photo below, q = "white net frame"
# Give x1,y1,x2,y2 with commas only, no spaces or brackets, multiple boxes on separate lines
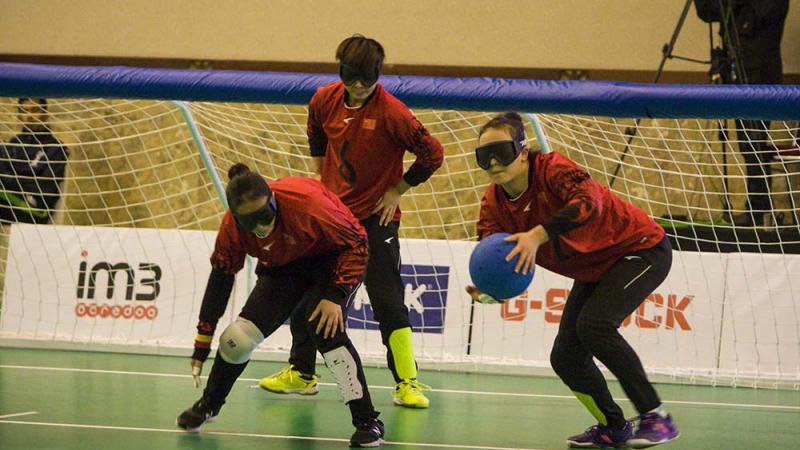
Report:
1,94,799,389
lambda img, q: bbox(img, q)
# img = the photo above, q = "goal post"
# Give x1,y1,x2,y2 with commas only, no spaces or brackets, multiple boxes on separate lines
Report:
1,62,799,389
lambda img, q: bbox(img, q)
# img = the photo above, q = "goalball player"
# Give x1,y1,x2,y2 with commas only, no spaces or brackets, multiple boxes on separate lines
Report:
467,112,679,448
177,164,384,447
259,35,444,409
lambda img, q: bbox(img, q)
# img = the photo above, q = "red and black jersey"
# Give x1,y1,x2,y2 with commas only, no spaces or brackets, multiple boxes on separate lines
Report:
307,82,444,221
477,151,665,283
210,177,368,298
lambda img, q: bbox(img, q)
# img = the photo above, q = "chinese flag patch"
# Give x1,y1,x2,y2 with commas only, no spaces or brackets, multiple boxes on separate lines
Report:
362,118,376,130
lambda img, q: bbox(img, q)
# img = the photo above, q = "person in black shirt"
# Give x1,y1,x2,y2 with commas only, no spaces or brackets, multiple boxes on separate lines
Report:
694,0,790,226
0,98,69,224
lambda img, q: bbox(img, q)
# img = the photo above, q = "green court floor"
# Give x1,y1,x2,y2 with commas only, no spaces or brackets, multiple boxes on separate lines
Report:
0,347,798,449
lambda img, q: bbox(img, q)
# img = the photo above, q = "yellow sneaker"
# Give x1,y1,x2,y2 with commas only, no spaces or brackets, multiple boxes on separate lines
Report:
392,379,431,408
258,365,319,395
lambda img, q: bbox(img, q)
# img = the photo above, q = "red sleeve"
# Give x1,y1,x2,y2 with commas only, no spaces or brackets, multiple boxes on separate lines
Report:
307,89,328,157
385,100,444,186
477,189,505,240
313,192,369,301
541,155,603,237
209,213,247,274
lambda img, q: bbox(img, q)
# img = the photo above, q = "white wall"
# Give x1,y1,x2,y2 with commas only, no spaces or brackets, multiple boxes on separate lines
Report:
1,0,798,73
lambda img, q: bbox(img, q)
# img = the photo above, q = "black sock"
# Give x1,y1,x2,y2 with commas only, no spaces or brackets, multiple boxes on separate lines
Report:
608,417,629,430
298,371,315,380
348,397,379,425
202,356,249,410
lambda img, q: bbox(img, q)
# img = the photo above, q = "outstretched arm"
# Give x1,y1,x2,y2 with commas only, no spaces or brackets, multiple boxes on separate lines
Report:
190,216,244,386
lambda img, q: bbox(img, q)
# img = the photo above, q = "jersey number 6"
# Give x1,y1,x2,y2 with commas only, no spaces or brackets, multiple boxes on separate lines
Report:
337,141,357,185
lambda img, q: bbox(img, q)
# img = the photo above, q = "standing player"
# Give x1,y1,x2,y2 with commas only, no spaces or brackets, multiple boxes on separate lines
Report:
467,113,679,448
176,164,384,448
259,35,444,409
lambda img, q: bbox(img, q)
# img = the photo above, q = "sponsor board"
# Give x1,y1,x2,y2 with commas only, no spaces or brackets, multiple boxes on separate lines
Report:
347,264,450,334
0,224,243,346
1,225,797,381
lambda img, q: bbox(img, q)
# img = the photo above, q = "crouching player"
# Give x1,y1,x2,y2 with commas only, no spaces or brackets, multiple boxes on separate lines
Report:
176,163,384,448
468,113,679,448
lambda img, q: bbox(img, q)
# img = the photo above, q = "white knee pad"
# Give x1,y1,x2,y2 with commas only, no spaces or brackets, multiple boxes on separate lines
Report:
322,346,364,403
218,317,264,364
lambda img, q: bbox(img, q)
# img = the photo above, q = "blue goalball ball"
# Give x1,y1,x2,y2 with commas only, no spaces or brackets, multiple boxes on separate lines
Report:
469,233,534,301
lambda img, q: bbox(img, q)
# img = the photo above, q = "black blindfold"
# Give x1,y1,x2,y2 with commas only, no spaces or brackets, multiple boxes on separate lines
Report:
475,140,524,170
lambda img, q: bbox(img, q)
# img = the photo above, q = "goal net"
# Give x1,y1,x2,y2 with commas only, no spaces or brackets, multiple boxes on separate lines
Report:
1,63,799,389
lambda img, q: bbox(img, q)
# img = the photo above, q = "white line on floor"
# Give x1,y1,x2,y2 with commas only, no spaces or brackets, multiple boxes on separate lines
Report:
1,364,798,412
0,411,38,419
0,419,544,450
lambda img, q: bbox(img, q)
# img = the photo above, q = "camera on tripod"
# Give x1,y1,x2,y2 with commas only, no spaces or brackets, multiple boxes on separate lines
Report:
709,47,733,84
695,0,751,86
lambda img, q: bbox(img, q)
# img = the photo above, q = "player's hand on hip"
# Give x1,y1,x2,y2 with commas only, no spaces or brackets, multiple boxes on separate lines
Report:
466,285,500,304
372,185,403,226
504,230,540,275
190,358,204,388
309,299,345,339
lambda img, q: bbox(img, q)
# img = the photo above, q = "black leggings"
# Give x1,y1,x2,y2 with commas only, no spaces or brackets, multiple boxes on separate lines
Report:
239,257,358,354
289,216,413,382
550,237,672,428
203,256,376,421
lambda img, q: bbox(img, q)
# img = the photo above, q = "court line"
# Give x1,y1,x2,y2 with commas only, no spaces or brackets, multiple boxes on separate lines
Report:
0,411,38,419
0,419,544,450
1,364,799,412
391,385,800,412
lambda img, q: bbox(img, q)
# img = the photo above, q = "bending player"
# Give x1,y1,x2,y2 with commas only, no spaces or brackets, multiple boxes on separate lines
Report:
467,112,679,448
176,163,384,448
259,34,444,408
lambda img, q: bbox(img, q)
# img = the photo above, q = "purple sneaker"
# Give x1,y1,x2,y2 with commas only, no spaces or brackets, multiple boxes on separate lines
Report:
567,421,633,448
627,413,679,448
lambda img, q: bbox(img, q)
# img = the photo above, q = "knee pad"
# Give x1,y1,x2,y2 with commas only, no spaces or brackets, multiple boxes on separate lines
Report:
322,346,364,403
218,317,264,364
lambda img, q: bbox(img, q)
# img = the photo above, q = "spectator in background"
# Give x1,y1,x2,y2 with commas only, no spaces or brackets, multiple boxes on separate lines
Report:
694,0,790,227
0,98,68,224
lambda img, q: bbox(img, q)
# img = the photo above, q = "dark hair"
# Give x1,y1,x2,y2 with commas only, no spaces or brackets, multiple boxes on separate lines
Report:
478,112,526,144
18,98,48,110
336,34,385,75
227,163,250,180
225,163,271,211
